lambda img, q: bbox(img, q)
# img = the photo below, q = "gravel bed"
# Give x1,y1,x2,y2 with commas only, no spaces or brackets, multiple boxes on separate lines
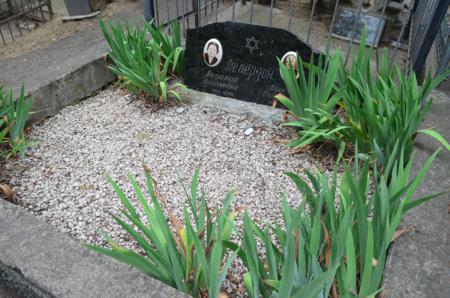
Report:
5,87,329,296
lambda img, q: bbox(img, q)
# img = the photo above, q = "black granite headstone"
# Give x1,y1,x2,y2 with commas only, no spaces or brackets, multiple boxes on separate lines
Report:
184,22,319,106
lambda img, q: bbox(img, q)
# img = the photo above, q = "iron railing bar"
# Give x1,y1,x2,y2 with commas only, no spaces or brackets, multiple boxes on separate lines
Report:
197,0,214,11
250,0,254,24
232,0,235,21
29,0,36,19
5,0,34,16
17,12,44,22
5,0,13,12
175,0,180,21
0,2,47,25
0,28,6,45
158,8,197,28
326,0,340,49
209,0,213,21
408,0,446,73
369,0,389,71
19,0,31,31
344,0,364,66
288,0,294,31
197,0,201,27
215,0,218,22
307,0,317,43
12,0,20,13
390,0,413,68
165,0,171,31
13,0,23,36
370,0,388,50
144,0,154,21
155,0,160,25
182,0,187,37
38,0,44,20
46,0,53,18
7,21,14,41
268,0,273,27
435,41,450,76
192,0,198,27
192,0,218,23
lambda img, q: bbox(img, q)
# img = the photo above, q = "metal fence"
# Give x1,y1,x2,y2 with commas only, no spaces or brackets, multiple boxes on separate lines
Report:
435,13,449,76
146,0,447,76
0,0,53,46
408,0,449,74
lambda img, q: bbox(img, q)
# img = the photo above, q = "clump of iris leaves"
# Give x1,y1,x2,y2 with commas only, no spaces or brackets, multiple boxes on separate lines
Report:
0,84,32,161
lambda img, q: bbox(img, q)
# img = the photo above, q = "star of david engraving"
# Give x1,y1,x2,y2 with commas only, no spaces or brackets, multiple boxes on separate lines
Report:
245,36,260,55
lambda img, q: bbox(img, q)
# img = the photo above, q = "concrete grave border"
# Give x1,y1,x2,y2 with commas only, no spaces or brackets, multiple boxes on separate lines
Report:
0,3,448,295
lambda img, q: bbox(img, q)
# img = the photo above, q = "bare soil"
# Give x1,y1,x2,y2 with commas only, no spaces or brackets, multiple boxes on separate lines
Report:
0,0,138,58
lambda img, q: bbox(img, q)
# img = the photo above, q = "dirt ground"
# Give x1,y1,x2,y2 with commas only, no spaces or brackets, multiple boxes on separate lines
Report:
0,0,138,58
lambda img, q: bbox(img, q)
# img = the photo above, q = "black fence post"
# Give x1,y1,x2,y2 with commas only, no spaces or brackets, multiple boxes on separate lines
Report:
412,0,449,74
144,0,155,22
193,0,199,27
436,42,450,76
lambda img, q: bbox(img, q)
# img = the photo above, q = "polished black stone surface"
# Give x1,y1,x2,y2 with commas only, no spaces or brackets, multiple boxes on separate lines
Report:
184,22,318,106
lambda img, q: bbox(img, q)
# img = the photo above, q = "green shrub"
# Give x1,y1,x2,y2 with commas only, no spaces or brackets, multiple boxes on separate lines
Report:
337,32,450,168
239,193,346,298
275,49,346,149
99,19,187,103
91,145,443,297
277,30,449,167
87,169,239,297
237,144,442,297
237,149,349,298
0,84,32,160
333,146,433,297
148,20,185,76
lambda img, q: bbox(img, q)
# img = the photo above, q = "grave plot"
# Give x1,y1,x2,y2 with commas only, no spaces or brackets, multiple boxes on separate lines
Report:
1,8,448,298
4,86,329,296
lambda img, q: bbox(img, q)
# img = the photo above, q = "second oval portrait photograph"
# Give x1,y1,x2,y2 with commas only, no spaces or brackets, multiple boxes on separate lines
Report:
203,38,223,67
281,51,299,78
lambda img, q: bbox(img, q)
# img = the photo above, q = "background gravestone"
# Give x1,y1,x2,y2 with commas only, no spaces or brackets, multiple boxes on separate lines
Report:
184,22,319,106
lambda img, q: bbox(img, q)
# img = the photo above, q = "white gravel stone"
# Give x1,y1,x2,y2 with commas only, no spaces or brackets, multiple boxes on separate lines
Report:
5,87,331,297
244,127,254,136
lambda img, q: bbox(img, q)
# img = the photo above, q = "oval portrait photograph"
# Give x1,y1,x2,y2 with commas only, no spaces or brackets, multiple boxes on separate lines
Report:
203,38,223,67
281,51,299,78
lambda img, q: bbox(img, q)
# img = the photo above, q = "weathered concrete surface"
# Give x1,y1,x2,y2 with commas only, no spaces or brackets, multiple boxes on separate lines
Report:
0,0,144,123
182,88,285,124
383,90,450,298
1,261,53,298
26,57,114,123
0,199,188,298
0,19,111,123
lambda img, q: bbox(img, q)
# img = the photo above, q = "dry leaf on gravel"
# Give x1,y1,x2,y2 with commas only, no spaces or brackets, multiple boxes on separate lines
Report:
0,184,14,201
391,226,416,242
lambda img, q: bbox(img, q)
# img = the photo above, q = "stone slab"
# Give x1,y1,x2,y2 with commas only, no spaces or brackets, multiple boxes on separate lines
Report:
182,87,285,124
0,199,188,298
382,90,450,298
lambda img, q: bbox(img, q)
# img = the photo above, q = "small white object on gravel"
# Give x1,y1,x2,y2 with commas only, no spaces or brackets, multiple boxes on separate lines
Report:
5,87,330,297
176,107,185,114
244,127,254,136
